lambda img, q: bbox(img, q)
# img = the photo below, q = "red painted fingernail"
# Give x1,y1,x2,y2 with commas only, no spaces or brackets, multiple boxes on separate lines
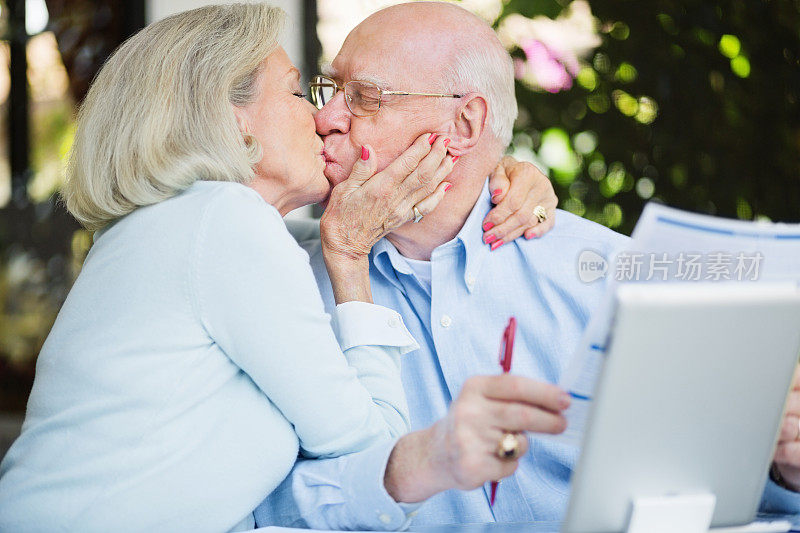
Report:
443,138,451,147
451,155,459,163
428,133,439,145
492,188,503,196
490,239,504,251
485,233,497,244
361,146,369,160
444,183,452,192
482,222,494,231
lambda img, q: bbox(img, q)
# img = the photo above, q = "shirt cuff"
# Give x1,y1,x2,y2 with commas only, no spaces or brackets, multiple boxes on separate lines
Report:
761,476,800,515
341,439,424,531
331,301,419,355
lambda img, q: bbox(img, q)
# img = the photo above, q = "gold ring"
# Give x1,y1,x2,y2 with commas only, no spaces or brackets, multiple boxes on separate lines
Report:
496,432,522,460
413,205,424,224
533,205,547,223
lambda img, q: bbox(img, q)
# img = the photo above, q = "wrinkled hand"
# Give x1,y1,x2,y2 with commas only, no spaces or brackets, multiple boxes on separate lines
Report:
482,156,558,249
384,375,570,502
320,133,454,261
773,365,800,491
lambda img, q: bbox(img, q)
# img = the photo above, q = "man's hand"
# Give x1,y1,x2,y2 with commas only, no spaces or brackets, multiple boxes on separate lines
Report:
773,365,800,491
384,375,571,503
482,156,558,249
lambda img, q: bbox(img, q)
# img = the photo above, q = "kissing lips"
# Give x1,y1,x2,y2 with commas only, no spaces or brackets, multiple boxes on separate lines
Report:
322,150,345,183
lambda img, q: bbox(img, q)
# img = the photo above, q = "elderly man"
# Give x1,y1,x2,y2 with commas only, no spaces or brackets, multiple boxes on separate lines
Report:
256,2,800,529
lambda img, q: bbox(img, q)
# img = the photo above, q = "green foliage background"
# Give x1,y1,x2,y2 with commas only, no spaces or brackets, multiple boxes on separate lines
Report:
500,0,799,234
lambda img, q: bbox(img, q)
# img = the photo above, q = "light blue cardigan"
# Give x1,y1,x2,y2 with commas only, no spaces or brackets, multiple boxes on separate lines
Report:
0,181,417,532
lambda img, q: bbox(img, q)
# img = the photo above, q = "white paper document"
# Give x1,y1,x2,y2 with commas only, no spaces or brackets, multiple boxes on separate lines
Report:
547,203,800,447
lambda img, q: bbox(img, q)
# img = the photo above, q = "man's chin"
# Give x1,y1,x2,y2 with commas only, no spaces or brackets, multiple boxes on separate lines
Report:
324,162,351,188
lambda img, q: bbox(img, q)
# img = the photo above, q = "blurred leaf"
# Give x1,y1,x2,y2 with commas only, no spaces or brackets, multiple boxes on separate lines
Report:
500,0,565,20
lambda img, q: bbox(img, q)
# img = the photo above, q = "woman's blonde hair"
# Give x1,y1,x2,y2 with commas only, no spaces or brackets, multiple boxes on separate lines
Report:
62,3,286,230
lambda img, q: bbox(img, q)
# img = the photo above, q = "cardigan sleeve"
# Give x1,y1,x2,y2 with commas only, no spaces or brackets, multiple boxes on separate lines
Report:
191,185,416,458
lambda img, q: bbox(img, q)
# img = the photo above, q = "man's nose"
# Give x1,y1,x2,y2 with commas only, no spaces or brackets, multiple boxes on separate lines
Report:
315,91,351,136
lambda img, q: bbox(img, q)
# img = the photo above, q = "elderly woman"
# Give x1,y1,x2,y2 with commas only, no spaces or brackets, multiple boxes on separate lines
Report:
0,3,554,532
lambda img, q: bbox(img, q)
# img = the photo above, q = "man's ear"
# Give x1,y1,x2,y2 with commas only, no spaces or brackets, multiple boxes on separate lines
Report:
446,93,489,155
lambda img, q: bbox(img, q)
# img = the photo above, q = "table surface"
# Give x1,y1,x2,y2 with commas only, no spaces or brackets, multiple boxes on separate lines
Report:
256,513,800,533
406,515,800,533
410,522,559,533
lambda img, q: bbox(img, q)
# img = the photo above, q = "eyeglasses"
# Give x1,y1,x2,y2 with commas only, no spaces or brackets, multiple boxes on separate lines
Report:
309,74,463,117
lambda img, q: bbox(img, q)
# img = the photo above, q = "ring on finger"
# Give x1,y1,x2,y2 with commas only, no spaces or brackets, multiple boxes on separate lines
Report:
533,205,547,223
413,205,424,224
496,432,522,461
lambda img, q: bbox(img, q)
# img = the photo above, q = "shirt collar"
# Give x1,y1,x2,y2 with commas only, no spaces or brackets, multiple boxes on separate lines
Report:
453,179,492,293
371,178,493,294
372,238,412,294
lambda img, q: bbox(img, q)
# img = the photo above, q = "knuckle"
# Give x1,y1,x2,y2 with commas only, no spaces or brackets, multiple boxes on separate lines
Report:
493,205,512,221
400,156,418,176
363,186,380,202
504,195,522,213
501,374,523,398
416,169,433,185
391,203,407,220
503,404,526,428
518,168,535,184
450,398,473,422
450,402,471,424
512,211,530,227
372,186,391,203
462,376,484,395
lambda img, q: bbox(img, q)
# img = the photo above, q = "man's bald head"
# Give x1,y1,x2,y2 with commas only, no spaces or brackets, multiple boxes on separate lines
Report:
340,1,517,148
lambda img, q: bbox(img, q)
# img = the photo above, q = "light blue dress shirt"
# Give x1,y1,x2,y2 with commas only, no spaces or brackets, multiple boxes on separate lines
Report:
256,182,800,530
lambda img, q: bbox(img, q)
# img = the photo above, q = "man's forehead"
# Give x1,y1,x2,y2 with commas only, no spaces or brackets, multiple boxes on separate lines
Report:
327,37,442,90
321,62,392,89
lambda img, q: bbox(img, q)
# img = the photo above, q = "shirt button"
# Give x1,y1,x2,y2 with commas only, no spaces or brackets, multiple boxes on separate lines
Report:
388,316,400,328
466,274,476,287
378,513,393,525
440,315,452,328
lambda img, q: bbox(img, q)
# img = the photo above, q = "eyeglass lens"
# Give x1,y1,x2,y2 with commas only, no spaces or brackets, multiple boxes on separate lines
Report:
310,77,382,117
346,81,381,116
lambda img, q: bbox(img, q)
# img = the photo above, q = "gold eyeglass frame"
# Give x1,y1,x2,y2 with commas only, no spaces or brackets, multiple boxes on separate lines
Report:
309,74,463,117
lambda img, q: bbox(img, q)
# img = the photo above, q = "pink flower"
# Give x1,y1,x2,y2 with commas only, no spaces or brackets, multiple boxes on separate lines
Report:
520,38,573,93
497,1,601,93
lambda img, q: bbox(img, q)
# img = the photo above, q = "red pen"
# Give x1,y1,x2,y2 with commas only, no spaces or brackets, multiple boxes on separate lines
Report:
490,316,516,506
